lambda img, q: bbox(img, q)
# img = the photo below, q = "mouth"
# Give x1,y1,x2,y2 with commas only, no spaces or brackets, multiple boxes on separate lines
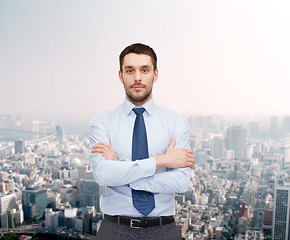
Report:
132,85,145,90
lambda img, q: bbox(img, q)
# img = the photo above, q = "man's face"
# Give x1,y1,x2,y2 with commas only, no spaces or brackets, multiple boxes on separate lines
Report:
119,53,158,106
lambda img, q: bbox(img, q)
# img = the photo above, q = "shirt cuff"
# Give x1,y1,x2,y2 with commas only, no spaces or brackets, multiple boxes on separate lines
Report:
134,157,156,179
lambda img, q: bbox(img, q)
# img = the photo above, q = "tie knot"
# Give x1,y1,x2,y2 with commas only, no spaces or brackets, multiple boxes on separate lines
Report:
133,107,145,116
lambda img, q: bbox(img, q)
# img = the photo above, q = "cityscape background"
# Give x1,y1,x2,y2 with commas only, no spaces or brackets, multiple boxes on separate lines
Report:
1,0,290,239
1,114,290,239
1,0,290,127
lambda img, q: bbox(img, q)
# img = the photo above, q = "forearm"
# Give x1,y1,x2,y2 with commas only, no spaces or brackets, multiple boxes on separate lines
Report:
90,153,156,186
129,167,192,194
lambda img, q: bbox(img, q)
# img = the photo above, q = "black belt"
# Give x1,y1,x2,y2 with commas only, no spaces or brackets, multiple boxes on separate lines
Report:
104,214,174,228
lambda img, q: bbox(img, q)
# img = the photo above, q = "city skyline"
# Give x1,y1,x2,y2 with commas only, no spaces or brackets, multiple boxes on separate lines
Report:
1,107,290,238
1,0,290,124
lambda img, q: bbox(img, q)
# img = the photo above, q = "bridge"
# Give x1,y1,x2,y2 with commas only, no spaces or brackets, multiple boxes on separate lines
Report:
0,128,53,135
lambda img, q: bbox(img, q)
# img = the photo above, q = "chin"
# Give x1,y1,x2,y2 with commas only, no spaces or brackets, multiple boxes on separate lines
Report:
127,94,149,104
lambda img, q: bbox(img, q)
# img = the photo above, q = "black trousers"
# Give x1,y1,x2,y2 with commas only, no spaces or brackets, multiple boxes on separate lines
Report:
96,218,182,240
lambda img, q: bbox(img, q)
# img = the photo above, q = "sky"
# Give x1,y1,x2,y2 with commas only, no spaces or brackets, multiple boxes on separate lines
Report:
1,0,290,127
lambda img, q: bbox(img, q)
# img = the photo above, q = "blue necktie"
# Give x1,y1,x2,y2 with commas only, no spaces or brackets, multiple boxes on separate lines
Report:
132,107,155,216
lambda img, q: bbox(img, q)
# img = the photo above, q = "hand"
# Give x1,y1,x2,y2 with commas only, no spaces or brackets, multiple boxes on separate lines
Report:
155,138,195,170
91,142,118,160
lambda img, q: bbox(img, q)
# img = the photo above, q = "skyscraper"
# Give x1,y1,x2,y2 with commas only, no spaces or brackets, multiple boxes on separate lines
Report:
32,120,39,140
14,139,25,154
56,126,64,144
0,193,18,215
79,178,100,212
22,187,47,220
226,126,246,160
212,137,224,159
272,181,290,239
248,122,260,139
283,116,290,135
270,116,280,140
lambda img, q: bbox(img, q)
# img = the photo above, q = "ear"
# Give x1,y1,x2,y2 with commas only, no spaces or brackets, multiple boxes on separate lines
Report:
153,69,158,83
119,70,124,84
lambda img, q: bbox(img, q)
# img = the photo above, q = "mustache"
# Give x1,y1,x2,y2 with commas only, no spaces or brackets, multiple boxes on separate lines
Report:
131,84,146,88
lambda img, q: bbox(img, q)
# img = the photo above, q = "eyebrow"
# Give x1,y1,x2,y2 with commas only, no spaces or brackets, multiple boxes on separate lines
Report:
124,65,150,69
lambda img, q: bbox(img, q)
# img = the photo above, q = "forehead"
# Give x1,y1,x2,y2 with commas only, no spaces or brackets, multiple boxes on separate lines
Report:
122,53,153,68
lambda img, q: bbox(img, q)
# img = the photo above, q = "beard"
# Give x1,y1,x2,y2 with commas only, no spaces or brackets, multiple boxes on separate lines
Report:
126,84,153,103
123,78,154,104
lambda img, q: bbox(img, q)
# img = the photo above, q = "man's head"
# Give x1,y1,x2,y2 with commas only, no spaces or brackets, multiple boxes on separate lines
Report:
119,43,157,72
119,43,158,106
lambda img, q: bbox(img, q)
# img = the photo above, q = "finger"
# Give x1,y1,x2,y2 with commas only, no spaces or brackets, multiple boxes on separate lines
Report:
100,153,109,160
99,147,115,160
168,138,176,150
186,153,195,159
92,149,105,155
106,144,115,153
93,142,107,148
94,146,110,153
186,156,195,163
98,142,111,148
91,148,104,154
100,143,117,160
183,148,193,154
92,144,117,160
91,147,103,153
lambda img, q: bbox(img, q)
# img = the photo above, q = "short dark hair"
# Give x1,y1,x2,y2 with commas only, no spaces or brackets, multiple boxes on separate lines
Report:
119,43,157,72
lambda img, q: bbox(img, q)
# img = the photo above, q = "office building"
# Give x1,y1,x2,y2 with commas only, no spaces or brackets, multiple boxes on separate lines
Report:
64,208,77,230
22,187,47,220
283,116,290,134
212,137,224,159
226,126,246,160
272,182,290,239
56,126,64,144
248,122,260,138
79,179,100,212
15,139,25,154
269,116,280,140
0,193,18,215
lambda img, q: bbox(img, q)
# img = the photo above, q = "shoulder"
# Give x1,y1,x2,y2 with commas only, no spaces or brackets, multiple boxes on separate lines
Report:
90,104,121,126
155,104,189,127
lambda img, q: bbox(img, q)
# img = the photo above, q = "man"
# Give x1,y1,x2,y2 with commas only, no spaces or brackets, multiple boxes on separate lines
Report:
90,43,195,240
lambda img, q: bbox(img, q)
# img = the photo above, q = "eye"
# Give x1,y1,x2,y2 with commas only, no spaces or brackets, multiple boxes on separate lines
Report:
126,69,133,73
142,69,148,73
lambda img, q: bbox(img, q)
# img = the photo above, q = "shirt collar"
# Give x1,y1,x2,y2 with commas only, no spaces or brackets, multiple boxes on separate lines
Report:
122,98,156,116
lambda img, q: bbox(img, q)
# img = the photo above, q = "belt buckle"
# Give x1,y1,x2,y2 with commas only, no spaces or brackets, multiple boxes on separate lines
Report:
130,219,141,229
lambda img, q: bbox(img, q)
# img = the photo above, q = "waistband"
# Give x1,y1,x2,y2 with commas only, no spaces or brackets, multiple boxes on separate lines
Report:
104,214,175,228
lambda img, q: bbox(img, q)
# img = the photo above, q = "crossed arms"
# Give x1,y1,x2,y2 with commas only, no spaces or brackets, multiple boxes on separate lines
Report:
89,114,195,194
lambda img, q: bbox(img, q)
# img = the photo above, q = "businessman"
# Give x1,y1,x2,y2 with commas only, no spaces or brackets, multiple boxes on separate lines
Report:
90,43,195,239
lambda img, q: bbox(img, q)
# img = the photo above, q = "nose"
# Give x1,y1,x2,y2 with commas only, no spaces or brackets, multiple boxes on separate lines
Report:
134,70,142,82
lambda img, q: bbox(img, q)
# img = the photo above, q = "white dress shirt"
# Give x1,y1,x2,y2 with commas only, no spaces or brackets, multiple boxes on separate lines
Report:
89,98,192,217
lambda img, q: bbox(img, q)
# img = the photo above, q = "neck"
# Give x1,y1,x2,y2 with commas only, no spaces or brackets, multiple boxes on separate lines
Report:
126,95,152,106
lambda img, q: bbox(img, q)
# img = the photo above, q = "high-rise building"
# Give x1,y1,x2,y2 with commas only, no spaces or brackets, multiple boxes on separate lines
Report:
22,187,47,220
77,165,88,180
226,126,246,160
270,116,280,140
272,181,290,239
32,120,39,140
56,126,64,144
79,178,100,212
0,193,18,215
283,116,290,135
212,137,224,159
14,139,25,154
64,208,77,230
248,122,260,138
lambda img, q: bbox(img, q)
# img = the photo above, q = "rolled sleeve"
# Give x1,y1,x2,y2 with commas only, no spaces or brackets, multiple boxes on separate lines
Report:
130,114,192,194
90,114,156,187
